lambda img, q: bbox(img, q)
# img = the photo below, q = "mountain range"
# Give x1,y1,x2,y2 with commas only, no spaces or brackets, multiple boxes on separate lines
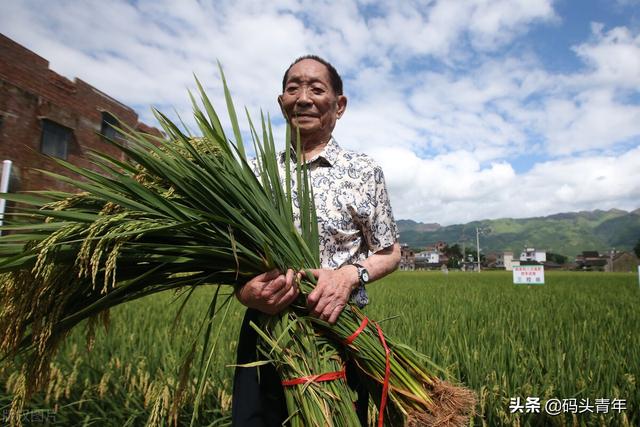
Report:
398,208,640,258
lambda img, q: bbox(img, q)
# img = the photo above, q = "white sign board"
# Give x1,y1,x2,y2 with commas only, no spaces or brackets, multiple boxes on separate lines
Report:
0,160,12,235
513,265,545,285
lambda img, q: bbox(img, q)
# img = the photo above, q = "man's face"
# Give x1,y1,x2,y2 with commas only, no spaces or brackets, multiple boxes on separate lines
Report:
279,59,347,142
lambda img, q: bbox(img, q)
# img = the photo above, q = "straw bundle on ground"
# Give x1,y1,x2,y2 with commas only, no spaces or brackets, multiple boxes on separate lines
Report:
0,69,475,426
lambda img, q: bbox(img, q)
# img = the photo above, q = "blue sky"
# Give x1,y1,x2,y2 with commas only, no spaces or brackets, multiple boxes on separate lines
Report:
1,0,639,225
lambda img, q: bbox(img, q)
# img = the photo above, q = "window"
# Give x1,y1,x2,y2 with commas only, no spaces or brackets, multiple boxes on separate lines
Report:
40,119,72,159
101,112,121,141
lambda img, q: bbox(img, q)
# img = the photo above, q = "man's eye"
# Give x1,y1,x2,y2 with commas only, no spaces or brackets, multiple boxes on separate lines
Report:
312,87,325,94
286,86,299,93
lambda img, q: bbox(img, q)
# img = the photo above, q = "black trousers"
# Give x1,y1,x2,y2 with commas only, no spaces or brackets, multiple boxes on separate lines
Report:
231,308,368,426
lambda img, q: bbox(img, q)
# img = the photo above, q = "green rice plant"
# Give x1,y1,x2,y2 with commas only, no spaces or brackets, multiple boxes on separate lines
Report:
0,67,475,426
1,287,240,426
367,271,639,426
4,271,633,426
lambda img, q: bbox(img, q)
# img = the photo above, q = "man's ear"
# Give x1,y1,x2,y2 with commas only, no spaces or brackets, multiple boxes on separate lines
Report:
278,94,291,121
277,95,285,116
336,95,347,119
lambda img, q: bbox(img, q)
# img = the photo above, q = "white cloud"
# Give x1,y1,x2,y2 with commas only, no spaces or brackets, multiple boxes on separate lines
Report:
467,0,557,50
1,0,639,225
516,147,640,211
541,89,640,155
363,0,556,61
376,146,640,224
572,23,640,89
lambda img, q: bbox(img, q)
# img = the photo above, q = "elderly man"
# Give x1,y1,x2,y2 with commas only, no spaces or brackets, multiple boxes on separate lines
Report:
232,55,400,426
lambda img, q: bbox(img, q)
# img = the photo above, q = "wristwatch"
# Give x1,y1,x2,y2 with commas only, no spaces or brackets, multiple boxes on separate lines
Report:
353,263,370,286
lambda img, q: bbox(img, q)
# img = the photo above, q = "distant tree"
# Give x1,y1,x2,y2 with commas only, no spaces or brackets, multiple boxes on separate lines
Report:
634,238,640,258
443,244,463,269
444,243,463,259
547,252,568,265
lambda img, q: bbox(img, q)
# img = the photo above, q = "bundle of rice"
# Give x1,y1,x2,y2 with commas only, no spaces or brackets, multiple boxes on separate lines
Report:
0,69,475,426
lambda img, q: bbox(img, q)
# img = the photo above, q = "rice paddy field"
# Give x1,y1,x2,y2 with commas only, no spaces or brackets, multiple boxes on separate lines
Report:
1,271,638,426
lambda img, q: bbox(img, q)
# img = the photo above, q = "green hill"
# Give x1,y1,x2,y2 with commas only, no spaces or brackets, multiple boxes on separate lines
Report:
398,208,640,258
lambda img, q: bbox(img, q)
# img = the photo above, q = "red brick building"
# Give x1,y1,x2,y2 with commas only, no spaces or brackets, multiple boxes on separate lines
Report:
399,244,415,270
0,34,161,193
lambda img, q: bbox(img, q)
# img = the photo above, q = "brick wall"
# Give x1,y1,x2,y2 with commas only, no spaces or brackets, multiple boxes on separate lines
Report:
0,34,161,193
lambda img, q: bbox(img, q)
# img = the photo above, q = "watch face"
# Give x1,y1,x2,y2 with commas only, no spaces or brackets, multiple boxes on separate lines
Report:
361,270,369,283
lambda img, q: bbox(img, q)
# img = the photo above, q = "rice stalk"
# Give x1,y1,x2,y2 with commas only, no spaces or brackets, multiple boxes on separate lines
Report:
0,66,475,426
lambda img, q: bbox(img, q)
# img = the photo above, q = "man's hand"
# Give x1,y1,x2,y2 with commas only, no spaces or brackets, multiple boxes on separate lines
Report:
307,266,359,324
236,269,299,315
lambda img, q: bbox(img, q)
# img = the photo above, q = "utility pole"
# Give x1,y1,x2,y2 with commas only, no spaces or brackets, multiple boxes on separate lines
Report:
460,229,466,269
476,226,481,272
474,226,491,272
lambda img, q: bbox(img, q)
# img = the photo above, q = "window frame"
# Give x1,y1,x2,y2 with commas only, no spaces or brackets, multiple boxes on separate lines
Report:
40,119,72,160
100,111,121,141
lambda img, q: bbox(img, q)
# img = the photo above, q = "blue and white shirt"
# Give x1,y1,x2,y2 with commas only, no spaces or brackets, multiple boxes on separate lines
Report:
257,138,398,307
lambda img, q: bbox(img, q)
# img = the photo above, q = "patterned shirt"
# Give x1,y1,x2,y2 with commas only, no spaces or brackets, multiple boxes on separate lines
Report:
262,138,399,307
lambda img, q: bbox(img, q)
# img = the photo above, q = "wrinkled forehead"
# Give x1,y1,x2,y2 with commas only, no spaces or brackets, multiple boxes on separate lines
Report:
284,59,332,87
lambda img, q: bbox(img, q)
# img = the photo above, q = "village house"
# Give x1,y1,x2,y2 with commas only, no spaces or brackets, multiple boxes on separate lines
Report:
485,252,501,268
396,239,637,273
605,251,639,273
575,251,608,271
520,248,546,264
433,241,447,252
415,249,441,269
482,251,521,271
0,34,161,195
399,244,415,271
503,251,518,270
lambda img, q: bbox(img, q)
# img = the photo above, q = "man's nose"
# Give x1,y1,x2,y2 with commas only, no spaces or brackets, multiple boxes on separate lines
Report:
296,87,312,106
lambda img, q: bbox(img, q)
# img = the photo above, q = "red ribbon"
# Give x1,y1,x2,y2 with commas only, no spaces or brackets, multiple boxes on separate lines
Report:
281,366,346,387
343,316,392,427
344,316,369,345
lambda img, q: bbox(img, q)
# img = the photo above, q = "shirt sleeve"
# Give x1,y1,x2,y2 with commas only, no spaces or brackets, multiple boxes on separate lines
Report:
361,164,399,254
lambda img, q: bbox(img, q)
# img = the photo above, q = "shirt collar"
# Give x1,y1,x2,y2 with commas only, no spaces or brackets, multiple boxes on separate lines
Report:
280,138,341,167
